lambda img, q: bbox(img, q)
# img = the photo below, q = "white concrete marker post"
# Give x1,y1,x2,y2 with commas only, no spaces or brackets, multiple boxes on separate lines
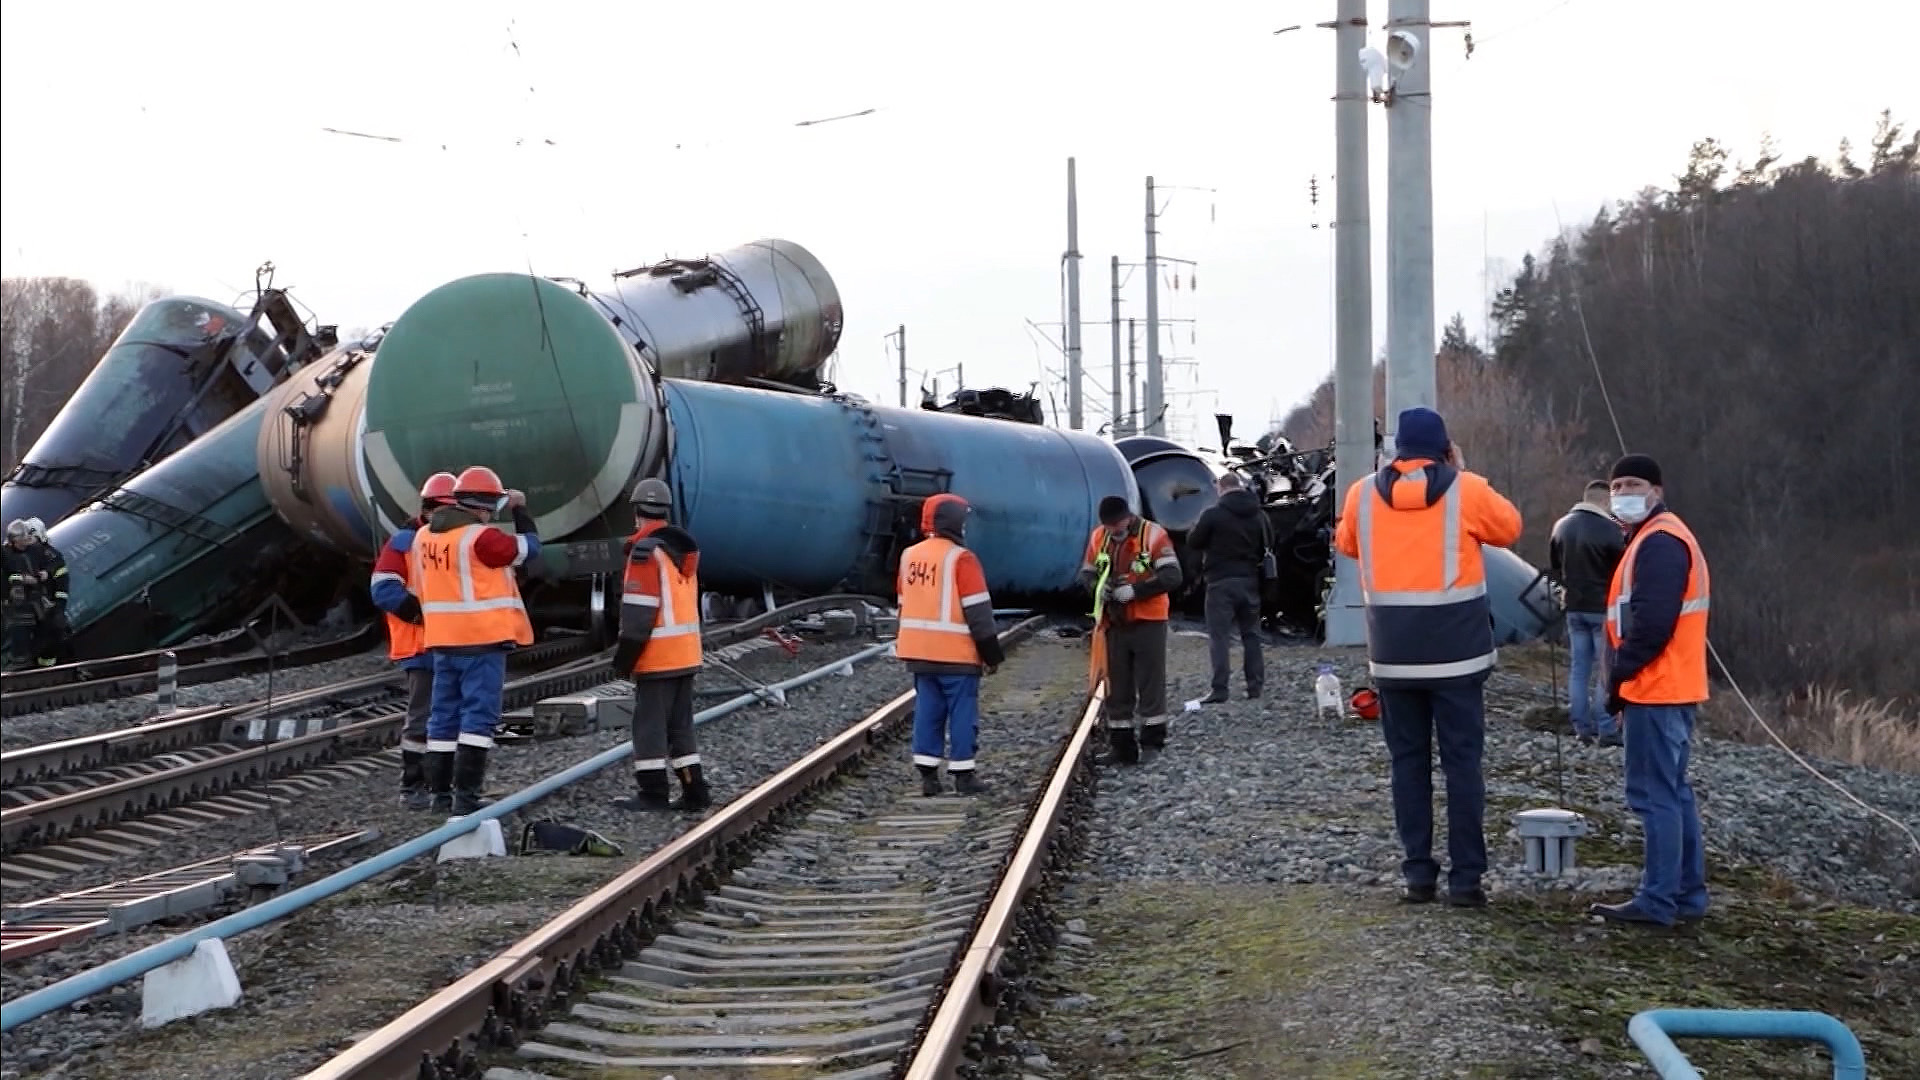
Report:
140,937,242,1027
435,818,507,863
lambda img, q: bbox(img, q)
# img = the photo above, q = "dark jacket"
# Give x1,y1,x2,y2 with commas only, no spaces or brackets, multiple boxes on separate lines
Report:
3,547,44,617
1608,504,1692,691
1185,488,1270,584
1549,503,1625,614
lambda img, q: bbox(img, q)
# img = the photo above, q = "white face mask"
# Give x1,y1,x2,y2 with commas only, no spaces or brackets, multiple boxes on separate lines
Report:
1610,493,1650,523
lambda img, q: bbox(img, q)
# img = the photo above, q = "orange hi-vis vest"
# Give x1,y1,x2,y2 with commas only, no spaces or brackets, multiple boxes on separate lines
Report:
895,536,986,665
625,542,703,676
1606,511,1711,704
382,599,424,662
411,524,534,649
1353,463,1495,680
1081,520,1177,622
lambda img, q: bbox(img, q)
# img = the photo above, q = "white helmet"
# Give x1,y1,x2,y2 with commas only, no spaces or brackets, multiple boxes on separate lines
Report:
4,520,29,542
23,518,46,542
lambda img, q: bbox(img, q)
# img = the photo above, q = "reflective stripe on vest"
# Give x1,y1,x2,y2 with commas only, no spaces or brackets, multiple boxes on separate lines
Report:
896,539,980,665
372,569,425,661
412,525,534,648
1088,521,1176,622
1354,467,1496,680
628,548,703,675
1605,512,1711,704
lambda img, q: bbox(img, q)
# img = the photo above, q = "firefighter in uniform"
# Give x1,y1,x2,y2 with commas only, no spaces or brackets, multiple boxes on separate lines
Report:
23,519,71,666
411,465,541,815
1078,495,1183,764
2,520,44,670
895,493,1006,797
610,478,712,813
1590,453,1712,927
370,471,458,810
1333,407,1523,907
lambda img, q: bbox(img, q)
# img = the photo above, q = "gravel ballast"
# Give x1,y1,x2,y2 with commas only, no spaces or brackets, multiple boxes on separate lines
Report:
0,623,1068,1079
981,628,1920,1079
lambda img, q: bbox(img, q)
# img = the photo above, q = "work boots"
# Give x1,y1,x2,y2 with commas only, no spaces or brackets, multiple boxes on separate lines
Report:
398,750,431,810
613,769,672,812
450,744,493,816
1139,722,1169,752
1096,727,1141,766
951,770,990,796
673,764,712,813
424,750,455,814
917,764,944,797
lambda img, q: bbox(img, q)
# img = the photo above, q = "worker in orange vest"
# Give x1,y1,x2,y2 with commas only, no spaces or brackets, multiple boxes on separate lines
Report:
895,493,1005,797
609,477,711,813
1334,407,1522,908
410,465,540,815
1589,453,1712,927
369,471,458,810
1078,495,1183,765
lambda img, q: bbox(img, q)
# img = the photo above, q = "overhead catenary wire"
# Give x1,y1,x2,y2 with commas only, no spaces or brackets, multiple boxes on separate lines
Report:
1548,201,1920,857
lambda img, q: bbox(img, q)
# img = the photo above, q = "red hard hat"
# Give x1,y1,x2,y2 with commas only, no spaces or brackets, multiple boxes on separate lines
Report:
1349,687,1381,721
419,472,458,505
454,465,506,498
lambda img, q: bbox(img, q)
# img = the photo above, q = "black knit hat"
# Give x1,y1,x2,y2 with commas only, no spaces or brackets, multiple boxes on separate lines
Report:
1098,496,1132,525
1609,453,1663,486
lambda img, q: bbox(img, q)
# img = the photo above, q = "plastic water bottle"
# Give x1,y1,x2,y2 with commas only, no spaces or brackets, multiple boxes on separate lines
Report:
1314,663,1342,718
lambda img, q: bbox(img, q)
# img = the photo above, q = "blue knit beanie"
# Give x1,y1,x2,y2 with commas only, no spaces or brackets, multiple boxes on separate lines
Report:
1395,407,1451,461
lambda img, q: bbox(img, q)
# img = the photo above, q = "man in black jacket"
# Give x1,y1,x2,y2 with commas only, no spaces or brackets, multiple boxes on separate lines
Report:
1549,480,1626,745
1186,472,1269,703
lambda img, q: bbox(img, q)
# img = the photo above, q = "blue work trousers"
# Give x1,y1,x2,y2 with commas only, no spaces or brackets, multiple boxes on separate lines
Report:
1622,704,1709,922
427,649,508,750
1377,673,1489,894
911,673,981,772
1565,611,1616,737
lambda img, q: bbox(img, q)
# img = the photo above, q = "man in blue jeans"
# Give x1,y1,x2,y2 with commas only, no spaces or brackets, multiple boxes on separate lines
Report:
1550,480,1625,745
1591,453,1712,927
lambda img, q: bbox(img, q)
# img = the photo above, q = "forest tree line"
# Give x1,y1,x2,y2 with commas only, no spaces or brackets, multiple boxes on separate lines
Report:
1284,111,1920,701
1,277,168,470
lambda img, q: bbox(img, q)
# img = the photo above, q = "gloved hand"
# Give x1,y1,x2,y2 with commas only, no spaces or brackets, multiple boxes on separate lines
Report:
1604,678,1625,718
1111,584,1136,604
1549,583,1567,609
984,664,999,676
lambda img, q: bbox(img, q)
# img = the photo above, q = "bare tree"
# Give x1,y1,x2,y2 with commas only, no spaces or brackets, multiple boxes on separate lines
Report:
2,277,168,470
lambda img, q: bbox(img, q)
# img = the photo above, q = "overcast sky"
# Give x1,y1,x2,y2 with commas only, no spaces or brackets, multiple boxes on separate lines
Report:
2,1,1909,446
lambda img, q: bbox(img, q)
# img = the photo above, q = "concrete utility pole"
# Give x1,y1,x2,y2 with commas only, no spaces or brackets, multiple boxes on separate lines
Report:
892,324,907,407
1143,176,1164,437
1109,256,1123,439
1323,0,1375,648
1126,317,1139,437
1384,0,1437,453
1064,157,1085,430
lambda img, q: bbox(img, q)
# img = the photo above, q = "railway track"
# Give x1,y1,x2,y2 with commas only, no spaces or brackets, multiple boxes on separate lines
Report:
0,622,386,717
0,597,889,879
301,615,1100,1080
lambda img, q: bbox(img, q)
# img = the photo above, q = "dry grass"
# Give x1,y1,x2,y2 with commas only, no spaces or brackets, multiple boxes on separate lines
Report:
1499,642,1920,774
1702,685,1920,775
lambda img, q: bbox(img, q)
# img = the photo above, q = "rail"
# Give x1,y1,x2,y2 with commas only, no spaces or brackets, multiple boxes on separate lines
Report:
1628,1009,1869,1080
291,616,1043,1079
0,623,385,716
0,597,912,1035
902,681,1106,1078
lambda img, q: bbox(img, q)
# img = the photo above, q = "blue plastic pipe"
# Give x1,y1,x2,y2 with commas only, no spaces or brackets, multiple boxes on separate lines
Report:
0,641,893,1033
1628,1009,1868,1080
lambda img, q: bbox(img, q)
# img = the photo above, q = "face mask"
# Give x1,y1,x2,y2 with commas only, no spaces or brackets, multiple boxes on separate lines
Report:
1610,493,1649,523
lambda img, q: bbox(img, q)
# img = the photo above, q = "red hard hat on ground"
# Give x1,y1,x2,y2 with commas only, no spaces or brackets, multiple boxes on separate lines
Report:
1350,687,1381,721
454,465,506,498
419,472,458,506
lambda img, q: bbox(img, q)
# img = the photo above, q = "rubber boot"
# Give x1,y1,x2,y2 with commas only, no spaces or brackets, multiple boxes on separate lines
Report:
952,770,990,796
613,769,673,811
1139,722,1169,751
1096,727,1140,766
424,750,455,814
450,744,492,816
673,763,712,813
398,750,431,810
917,764,944,797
